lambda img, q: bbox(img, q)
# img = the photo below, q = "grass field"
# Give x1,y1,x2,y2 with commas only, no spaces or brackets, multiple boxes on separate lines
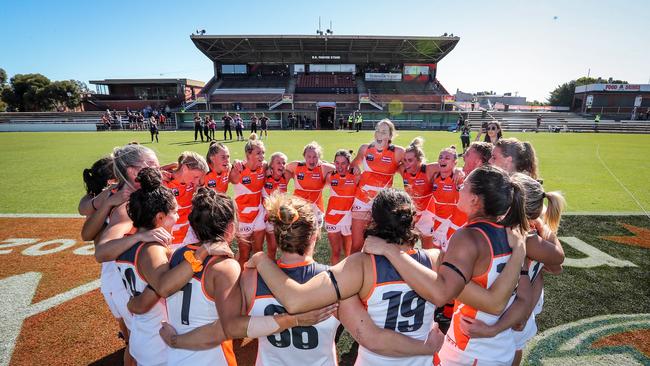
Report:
0,130,649,365
0,130,649,214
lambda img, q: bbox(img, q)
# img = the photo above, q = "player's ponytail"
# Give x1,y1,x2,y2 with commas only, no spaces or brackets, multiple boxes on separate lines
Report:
500,179,530,233
128,168,176,230
405,137,426,162
265,193,318,255
543,191,566,233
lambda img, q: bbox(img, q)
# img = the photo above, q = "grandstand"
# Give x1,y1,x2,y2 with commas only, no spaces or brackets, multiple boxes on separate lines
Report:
178,34,460,129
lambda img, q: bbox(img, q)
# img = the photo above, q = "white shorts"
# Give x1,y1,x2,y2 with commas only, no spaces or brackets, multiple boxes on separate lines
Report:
432,216,452,251
437,342,514,366
265,221,275,233
414,210,434,238
312,203,324,228
351,197,372,213
513,313,537,350
101,284,133,330
325,211,352,236
238,205,266,235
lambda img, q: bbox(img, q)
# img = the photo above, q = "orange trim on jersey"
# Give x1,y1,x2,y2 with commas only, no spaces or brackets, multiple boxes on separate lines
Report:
405,248,417,255
453,302,478,350
376,280,407,287
467,220,503,228
134,242,146,284
200,256,220,302
361,254,378,303
221,340,238,366
276,259,314,268
469,227,494,283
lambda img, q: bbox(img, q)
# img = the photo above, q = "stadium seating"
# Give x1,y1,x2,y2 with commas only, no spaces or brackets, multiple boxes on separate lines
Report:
464,111,650,134
295,74,356,94
219,75,289,89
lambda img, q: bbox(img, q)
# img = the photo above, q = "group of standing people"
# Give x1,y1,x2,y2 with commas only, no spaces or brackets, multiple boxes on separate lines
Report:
78,116,565,365
194,112,269,143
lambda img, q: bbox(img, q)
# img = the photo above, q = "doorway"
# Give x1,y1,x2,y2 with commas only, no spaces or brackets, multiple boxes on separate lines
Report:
317,105,336,130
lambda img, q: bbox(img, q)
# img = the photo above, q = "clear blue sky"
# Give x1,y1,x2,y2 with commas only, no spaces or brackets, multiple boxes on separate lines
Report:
2,0,648,101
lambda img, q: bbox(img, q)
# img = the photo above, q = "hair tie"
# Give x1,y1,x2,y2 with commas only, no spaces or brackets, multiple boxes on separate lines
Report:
277,205,299,225
542,192,546,198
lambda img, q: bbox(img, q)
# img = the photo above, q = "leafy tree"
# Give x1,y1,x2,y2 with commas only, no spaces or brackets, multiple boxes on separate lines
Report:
547,76,628,106
44,80,82,110
0,68,6,85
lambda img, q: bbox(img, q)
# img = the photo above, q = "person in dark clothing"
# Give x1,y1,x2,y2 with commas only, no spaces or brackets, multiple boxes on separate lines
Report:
259,112,269,139
536,114,542,133
150,118,159,143
222,112,233,140
193,113,204,142
338,114,344,130
460,122,471,153
203,115,210,141
251,113,259,134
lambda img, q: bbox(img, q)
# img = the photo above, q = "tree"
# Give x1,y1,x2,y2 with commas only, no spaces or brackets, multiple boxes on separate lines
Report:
547,76,628,106
0,73,84,111
44,80,82,110
0,68,6,85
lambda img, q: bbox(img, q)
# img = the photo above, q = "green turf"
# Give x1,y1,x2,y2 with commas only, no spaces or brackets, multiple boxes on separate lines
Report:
0,130,649,213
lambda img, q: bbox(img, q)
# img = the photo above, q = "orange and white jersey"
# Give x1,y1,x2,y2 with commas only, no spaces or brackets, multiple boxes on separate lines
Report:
205,167,230,194
115,242,168,366
427,173,463,219
248,261,339,366
263,175,288,197
165,178,196,246
357,250,436,366
354,144,399,210
293,163,326,212
166,246,236,366
440,221,517,364
233,165,266,224
325,172,356,226
401,165,433,212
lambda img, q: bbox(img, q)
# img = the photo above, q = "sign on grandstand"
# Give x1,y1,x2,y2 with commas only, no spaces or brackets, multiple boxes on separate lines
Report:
365,73,402,81
604,84,641,91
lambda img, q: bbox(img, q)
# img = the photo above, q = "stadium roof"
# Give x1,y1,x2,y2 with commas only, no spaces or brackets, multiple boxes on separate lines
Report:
190,35,460,64
89,79,205,87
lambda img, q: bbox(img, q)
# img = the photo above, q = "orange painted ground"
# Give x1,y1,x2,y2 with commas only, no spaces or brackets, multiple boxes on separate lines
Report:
0,217,258,365
592,328,650,358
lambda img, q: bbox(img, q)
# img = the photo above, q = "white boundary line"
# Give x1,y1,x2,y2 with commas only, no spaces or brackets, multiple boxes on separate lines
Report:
0,213,83,218
596,145,650,219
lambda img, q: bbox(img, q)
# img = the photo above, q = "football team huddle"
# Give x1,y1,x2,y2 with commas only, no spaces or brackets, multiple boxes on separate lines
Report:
79,118,566,366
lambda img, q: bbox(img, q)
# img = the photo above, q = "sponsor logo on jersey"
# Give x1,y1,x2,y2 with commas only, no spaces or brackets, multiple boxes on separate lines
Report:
172,188,180,196
381,156,392,163
297,172,305,180
366,154,375,161
433,184,438,191
207,179,216,188
242,176,251,185
326,224,337,231
311,174,321,179
403,179,410,185
443,184,453,192
415,179,425,185
264,182,274,190
331,179,339,186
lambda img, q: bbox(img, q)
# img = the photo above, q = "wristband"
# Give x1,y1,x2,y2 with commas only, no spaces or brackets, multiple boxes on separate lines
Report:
520,270,529,276
184,250,204,272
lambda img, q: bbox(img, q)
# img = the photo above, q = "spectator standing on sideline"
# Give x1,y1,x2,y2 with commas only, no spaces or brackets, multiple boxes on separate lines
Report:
207,115,216,140
259,112,269,139
355,111,363,132
594,113,601,133
460,122,471,154
222,111,233,140
193,112,204,142
536,114,542,132
203,114,210,142
234,113,244,141
251,113,259,134
288,112,296,130
338,114,344,130
149,116,159,143
348,112,354,130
